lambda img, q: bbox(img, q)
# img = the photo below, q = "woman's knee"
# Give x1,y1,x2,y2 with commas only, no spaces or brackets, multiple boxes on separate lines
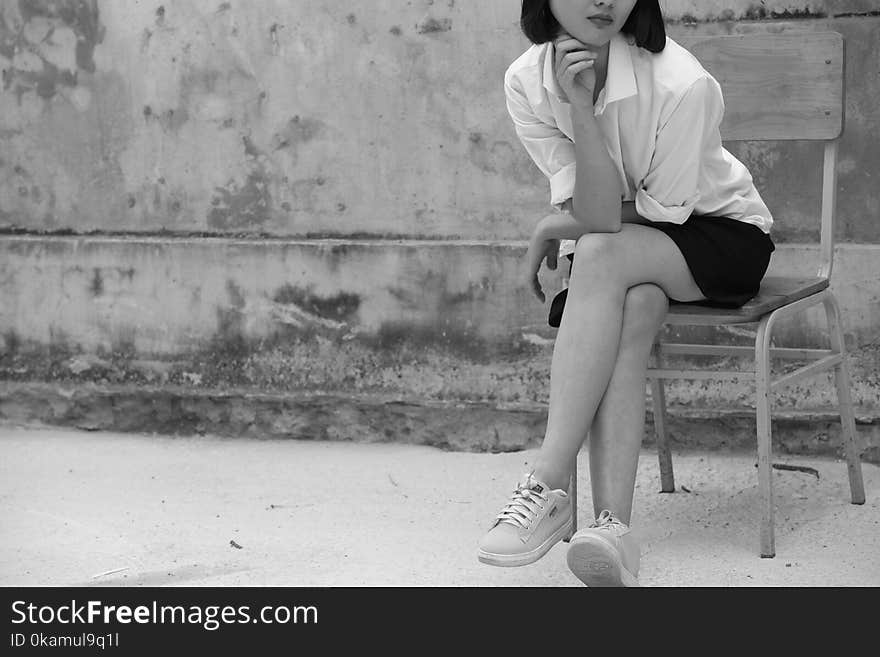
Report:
570,233,621,281
573,233,618,262
620,284,669,344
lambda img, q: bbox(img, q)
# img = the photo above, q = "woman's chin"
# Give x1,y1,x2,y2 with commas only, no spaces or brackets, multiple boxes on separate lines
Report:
559,26,614,49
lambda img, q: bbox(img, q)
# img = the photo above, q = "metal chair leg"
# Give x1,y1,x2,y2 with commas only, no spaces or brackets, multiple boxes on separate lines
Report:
823,294,866,505
651,343,675,493
755,314,776,558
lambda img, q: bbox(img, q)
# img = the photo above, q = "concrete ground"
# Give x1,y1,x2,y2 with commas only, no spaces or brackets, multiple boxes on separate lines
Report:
1,423,878,587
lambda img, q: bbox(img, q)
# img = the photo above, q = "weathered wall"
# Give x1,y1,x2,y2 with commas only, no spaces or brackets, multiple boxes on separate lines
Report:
1,1,879,458
1,0,880,242
1,235,878,409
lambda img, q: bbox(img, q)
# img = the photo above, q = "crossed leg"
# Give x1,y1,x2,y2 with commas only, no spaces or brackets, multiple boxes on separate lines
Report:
531,224,705,509
588,283,668,525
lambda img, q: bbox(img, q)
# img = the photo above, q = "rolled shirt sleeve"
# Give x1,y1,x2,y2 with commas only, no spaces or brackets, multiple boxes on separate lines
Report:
635,76,724,225
504,72,576,209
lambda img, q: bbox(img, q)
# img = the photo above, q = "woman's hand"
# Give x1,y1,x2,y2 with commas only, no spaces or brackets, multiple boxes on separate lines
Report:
525,216,560,303
554,33,596,108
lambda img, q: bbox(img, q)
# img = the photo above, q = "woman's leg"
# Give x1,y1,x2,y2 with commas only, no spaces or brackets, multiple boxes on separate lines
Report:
589,284,668,525
531,224,703,491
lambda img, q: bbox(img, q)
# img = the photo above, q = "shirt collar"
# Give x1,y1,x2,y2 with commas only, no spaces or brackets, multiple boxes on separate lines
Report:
543,32,638,113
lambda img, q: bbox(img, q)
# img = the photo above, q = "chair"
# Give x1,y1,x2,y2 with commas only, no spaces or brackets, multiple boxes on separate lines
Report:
567,32,865,558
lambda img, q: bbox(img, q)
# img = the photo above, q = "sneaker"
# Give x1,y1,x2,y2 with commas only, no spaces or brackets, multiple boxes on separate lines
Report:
566,510,640,587
478,473,572,567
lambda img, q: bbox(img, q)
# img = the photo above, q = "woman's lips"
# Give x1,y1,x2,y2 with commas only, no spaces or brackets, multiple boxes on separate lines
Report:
588,16,613,28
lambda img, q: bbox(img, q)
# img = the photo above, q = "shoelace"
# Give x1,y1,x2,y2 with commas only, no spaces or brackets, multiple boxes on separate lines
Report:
589,509,627,532
496,481,549,530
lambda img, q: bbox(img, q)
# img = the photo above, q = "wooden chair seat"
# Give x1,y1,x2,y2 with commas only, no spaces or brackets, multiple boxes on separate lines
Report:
666,276,830,325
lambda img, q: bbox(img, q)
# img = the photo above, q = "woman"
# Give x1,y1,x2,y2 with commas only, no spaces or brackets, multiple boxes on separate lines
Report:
477,0,775,586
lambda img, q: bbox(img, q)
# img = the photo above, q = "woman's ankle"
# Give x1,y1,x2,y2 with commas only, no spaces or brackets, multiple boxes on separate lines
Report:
530,464,572,492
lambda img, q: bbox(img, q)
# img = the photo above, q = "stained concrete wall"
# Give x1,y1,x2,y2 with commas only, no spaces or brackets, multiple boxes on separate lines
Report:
1,0,879,460
2,0,880,242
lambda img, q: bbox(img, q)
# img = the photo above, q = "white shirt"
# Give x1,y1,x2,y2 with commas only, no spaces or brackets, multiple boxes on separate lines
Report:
504,32,773,256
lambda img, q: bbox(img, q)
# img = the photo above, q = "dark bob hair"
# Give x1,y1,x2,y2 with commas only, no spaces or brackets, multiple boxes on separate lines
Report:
520,0,666,53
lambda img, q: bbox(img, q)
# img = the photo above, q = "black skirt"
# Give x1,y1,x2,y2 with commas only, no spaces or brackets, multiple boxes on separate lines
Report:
548,215,776,328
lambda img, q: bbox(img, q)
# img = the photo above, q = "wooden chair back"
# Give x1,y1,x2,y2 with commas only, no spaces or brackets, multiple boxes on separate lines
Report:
677,32,846,278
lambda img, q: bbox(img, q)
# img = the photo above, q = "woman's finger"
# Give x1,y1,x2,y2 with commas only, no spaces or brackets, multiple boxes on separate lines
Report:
524,266,543,302
554,34,584,50
564,60,594,73
532,275,545,303
561,50,595,67
555,43,590,70
555,36,590,67
557,44,595,83
556,40,593,58
555,39,585,54
559,53,595,80
525,243,545,302
559,60,594,84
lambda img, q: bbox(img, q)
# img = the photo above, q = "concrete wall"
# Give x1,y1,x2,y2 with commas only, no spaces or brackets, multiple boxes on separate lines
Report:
2,0,880,242
2,0,879,459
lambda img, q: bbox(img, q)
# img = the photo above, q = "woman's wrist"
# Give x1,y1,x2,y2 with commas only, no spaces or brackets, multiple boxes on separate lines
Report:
536,213,555,241
570,100,595,123
538,211,589,242
571,104,599,132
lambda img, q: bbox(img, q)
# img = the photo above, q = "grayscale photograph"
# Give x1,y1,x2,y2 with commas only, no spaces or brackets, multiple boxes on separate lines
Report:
1,0,878,603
